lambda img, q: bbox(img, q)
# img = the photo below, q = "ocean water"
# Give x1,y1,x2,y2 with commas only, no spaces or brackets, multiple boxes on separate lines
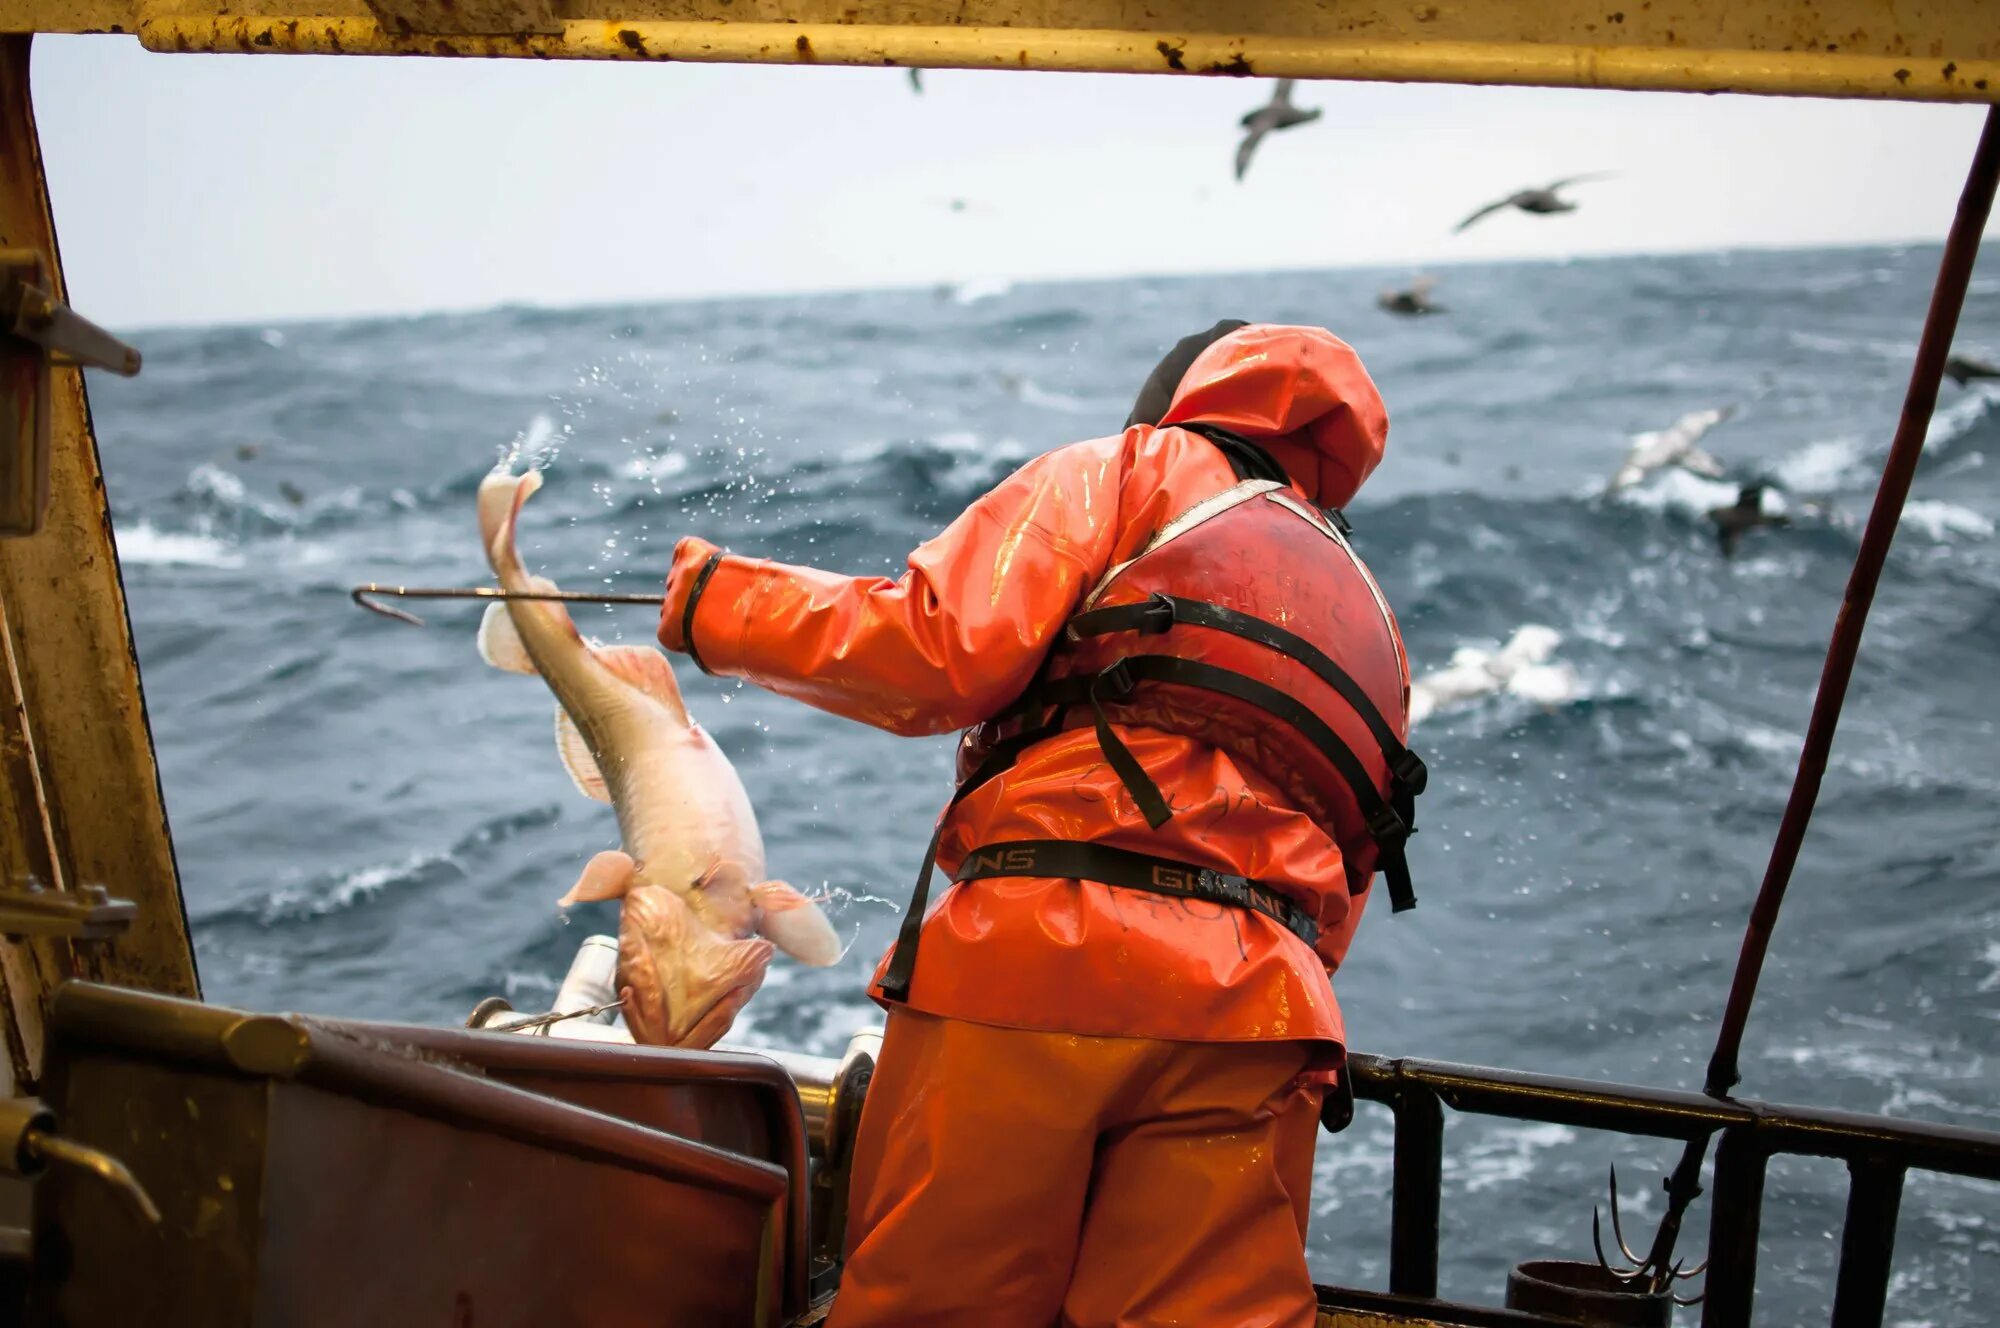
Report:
90,247,2000,1323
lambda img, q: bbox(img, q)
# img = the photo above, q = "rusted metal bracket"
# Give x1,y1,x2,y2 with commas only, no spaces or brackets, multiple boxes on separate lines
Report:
0,885,137,942
0,249,139,539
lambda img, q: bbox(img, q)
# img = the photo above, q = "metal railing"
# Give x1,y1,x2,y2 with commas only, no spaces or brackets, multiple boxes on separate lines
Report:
1344,1052,2000,1328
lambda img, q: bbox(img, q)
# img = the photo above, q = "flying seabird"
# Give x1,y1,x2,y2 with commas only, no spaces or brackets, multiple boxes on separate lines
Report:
1608,406,1736,492
1455,174,1614,234
1235,79,1321,182
1707,483,1790,558
1945,351,2000,385
1378,275,1446,316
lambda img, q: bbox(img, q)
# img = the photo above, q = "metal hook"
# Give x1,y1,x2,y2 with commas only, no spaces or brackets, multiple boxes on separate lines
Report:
1592,1164,1711,1297
351,583,666,628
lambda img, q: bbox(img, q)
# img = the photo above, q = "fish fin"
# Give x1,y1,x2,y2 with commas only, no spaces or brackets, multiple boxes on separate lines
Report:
477,467,545,574
1681,445,1726,478
554,707,613,803
477,602,539,675
557,849,636,906
589,644,690,726
750,880,843,967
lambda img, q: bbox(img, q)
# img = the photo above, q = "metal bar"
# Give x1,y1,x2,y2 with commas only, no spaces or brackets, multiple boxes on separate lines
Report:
1829,1160,1905,1328
1700,1127,1768,1328
1386,1082,1443,1298
101,11,2000,105
1344,1053,2000,1181
1706,103,2000,1099
351,582,666,626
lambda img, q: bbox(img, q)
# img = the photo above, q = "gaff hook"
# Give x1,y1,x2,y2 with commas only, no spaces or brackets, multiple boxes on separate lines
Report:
350,583,667,628
1592,1164,1708,1302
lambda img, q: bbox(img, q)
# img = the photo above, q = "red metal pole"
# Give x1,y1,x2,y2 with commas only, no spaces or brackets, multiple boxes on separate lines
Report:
1705,105,2000,1098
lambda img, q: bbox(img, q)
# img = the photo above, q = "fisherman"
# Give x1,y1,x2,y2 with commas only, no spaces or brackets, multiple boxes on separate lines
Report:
644,321,1421,1327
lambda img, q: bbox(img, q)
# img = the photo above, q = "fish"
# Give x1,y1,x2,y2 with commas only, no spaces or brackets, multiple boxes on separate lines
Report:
1609,406,1737,492
475,465,840,1048
1408,625,1579,727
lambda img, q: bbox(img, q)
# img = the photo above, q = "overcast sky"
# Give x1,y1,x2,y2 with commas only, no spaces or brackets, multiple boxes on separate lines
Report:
31,35,2000,330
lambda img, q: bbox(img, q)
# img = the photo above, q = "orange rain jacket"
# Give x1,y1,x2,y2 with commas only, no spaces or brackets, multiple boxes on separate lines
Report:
656,324,1397,1077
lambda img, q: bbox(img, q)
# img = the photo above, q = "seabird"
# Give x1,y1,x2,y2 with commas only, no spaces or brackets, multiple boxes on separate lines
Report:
1945,352,2000,385
1609,406,1736,492
1235,79,1321,182
1378,275,1445,316
1707,483,1790,557
278,480,307,507
1454,174,1614,234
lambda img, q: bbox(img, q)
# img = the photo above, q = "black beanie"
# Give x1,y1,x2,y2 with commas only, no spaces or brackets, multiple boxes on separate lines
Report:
1124,319,1250,429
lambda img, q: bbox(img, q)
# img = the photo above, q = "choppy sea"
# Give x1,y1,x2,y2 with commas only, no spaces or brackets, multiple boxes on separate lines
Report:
91,246,2000,1323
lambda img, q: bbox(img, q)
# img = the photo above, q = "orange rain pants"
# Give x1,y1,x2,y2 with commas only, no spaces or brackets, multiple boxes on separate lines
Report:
826,1010,1324,1328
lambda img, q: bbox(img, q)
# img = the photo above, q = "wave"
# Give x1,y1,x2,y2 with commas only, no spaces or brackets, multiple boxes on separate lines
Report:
196,805,561,929
115,521,244,568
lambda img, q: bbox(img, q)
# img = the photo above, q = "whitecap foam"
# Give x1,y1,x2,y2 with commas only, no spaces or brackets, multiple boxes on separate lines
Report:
1451,1122,1578,1193
1775,437,1865,492
949,277,1013,305
114,521,243,568
1900,500,1993,541
1014,380,1096,414
1612,467,1741,518
1926,387,1999,453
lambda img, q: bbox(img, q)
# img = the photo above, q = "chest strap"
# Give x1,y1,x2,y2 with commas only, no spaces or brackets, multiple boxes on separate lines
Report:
952,840,1319,947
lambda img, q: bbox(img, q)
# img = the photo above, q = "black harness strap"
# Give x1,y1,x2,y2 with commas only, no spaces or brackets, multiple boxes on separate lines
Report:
1067,591,1428,800
951,840,1319,947
878,722,1061,1003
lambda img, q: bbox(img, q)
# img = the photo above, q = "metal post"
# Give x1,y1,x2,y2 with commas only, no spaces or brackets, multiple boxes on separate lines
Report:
1705,104,2000,1098
1700,1127,1768,1328
1387,1084,1443,1298
1829,1159,1905,1328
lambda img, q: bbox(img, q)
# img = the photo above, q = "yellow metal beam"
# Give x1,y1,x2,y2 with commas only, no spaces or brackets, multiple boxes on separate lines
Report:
8,0,1999,103
0,36,199,1078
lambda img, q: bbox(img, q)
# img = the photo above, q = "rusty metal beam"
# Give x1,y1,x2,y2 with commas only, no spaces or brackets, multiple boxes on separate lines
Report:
0,37,198,1076
6,1,1999,104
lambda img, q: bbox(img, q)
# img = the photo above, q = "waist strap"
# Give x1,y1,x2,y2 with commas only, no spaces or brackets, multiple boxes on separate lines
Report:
952,840,1320,948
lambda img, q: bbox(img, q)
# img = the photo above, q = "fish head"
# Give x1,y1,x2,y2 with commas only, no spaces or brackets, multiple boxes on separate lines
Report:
618,884,774,1048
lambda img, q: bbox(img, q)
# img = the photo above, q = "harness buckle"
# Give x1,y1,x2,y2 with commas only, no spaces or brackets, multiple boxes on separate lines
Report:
1392,749,1429,796
1137,593,1177,634
1364,804,1411,845
1096,659,1138,702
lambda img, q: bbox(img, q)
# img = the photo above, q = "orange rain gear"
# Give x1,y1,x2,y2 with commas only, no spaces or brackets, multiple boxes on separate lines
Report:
655,324,1397,1074
829,1009,1324,1328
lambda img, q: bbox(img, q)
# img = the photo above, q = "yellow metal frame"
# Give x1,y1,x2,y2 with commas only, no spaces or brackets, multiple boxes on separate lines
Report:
0,35,198,1092
8,0,2000,104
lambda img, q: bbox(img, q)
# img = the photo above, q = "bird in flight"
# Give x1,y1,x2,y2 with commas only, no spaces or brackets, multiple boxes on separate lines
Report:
1235,80,1322,182
1454,174,1615,233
